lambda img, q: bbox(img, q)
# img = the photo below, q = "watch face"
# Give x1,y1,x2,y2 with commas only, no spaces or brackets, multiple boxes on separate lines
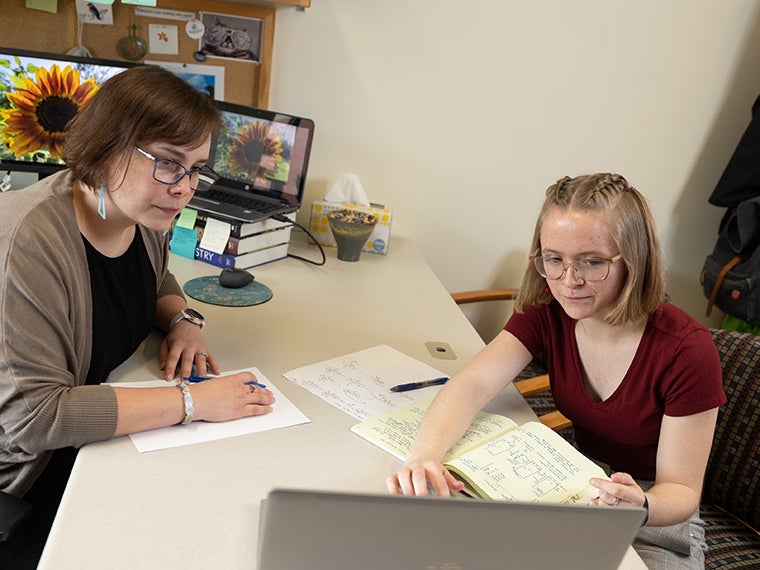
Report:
186,308,205,320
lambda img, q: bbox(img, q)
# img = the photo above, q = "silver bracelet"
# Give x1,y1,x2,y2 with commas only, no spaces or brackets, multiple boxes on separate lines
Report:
176,380,194,425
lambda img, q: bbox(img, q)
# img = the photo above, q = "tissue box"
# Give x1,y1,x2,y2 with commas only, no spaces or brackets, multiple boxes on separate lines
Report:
310,200,393,254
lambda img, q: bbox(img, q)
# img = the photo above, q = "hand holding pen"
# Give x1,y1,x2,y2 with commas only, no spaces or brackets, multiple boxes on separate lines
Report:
185,374,268,390
182,372,275,421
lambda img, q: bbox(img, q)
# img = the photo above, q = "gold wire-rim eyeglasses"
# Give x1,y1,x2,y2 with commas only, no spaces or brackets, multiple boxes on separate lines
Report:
530,253,624,282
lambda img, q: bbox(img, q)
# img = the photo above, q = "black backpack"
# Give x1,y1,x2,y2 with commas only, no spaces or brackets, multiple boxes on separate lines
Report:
709,94,760,207
701,196,760,326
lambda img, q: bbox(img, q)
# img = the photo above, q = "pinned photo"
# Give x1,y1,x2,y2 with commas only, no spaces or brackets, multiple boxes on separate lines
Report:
75,1,114,25
199,12,262,63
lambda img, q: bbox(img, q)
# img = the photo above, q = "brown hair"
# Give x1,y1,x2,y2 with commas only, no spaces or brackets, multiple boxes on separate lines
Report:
515,173,666,325
64,64,221,189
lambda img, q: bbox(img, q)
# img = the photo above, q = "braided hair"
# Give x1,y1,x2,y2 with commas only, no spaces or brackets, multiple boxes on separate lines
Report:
515,173,666,325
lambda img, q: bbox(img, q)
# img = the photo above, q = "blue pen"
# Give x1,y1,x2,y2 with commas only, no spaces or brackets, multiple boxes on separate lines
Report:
183,375,267,389
390,377,448,393
184,374,212,383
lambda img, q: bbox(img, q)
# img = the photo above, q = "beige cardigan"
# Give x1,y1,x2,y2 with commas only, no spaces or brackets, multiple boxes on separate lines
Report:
0,171,182,496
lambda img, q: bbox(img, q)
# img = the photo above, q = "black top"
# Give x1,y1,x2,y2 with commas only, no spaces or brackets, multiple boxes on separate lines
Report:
0,229,159,564
83,228,157,385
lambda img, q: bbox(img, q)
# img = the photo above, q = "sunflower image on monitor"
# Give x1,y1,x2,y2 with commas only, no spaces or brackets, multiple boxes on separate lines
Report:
0,62,97,161
0,49,131,172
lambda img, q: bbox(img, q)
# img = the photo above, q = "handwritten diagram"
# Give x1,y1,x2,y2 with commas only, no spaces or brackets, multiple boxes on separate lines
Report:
447,423,597,503
283,345,447,420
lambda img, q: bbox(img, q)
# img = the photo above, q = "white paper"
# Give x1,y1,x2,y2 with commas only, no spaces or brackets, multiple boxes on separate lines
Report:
109,368,311,452
148,24,179,55
283,345,447,421
199,216,231,254
134,6,195,21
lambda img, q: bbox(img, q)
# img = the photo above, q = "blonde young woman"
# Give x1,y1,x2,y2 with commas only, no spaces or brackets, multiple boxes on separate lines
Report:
387,173,725,569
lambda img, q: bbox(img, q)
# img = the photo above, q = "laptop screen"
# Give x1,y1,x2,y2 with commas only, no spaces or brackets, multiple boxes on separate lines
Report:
209,101,315,207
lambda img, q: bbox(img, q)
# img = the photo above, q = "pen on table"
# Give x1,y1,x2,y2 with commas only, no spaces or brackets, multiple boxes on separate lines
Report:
389,377,448,393
183,374,267,389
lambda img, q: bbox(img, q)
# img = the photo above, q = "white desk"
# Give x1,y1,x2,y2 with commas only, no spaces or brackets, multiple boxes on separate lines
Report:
38,238,645,569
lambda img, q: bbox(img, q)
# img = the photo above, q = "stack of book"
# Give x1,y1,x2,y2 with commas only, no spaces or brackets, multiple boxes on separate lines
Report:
172,212,294,269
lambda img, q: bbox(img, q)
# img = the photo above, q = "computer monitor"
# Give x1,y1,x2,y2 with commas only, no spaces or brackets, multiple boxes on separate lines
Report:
0,47,134,176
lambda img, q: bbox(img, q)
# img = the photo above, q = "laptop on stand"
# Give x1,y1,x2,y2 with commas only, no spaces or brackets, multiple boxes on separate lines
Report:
189,101,315,223
257,488,646,570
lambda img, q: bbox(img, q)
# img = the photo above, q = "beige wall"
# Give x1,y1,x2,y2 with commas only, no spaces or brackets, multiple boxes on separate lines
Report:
269,1,760,338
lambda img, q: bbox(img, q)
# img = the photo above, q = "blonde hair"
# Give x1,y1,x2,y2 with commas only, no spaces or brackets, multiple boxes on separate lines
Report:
515,173,666,325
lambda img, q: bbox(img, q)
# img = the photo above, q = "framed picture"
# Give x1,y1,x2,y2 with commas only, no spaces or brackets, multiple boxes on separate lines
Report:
199,12,263,63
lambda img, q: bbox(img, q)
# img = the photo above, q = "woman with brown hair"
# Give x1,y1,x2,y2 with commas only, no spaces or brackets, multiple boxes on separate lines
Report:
0,65,274,568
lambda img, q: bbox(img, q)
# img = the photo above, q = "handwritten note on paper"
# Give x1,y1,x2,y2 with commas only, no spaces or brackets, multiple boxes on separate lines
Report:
198,216,231,254
351,398,520,463
108,368,310,453
282,345,448,421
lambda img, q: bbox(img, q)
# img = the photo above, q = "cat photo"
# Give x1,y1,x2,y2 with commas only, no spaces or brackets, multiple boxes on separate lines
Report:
200,13,263,62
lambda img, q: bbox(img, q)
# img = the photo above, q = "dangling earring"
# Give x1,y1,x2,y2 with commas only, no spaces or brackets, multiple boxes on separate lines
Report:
545,285,551,294
97,183,107,220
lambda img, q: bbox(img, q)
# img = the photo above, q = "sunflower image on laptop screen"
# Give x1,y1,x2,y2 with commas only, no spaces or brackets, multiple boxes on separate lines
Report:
189,100,315,224
214,111,294,191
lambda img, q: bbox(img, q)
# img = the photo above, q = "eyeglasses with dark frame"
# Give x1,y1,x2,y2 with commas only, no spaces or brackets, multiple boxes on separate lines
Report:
133,146,218,193
531,253,624,282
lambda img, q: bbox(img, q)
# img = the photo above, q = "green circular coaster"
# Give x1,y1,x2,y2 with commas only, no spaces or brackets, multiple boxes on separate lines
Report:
183,276,273,307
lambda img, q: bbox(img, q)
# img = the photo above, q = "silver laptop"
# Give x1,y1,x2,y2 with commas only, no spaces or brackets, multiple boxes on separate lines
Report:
189,101,315,223
257,488,646,570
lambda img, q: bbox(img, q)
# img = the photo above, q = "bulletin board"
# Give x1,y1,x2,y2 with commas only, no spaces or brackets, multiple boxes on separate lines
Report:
1,0,276,108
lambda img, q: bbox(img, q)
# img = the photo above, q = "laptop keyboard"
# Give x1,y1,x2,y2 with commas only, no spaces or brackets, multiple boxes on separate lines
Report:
202,189,281,213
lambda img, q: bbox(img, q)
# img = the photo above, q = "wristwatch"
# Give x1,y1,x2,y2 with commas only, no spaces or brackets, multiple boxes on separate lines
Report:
169,308,206,331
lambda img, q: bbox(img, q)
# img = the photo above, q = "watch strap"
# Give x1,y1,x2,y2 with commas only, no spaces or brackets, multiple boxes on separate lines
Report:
641,494,649,526
168,311,185,330
169,309,205,331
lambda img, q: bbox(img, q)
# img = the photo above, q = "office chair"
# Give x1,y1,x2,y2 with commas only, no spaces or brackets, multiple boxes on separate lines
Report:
0,490,32,542
451,289,572,433
702,328,760,568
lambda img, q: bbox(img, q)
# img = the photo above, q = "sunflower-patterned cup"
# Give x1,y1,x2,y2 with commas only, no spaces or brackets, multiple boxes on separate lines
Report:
327,209,377,262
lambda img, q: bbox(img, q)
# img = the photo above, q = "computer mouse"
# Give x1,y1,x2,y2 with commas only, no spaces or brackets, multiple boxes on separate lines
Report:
219,268,254,289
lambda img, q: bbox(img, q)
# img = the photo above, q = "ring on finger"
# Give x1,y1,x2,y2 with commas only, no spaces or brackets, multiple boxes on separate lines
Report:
195,352,208,359
610,497,619,506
